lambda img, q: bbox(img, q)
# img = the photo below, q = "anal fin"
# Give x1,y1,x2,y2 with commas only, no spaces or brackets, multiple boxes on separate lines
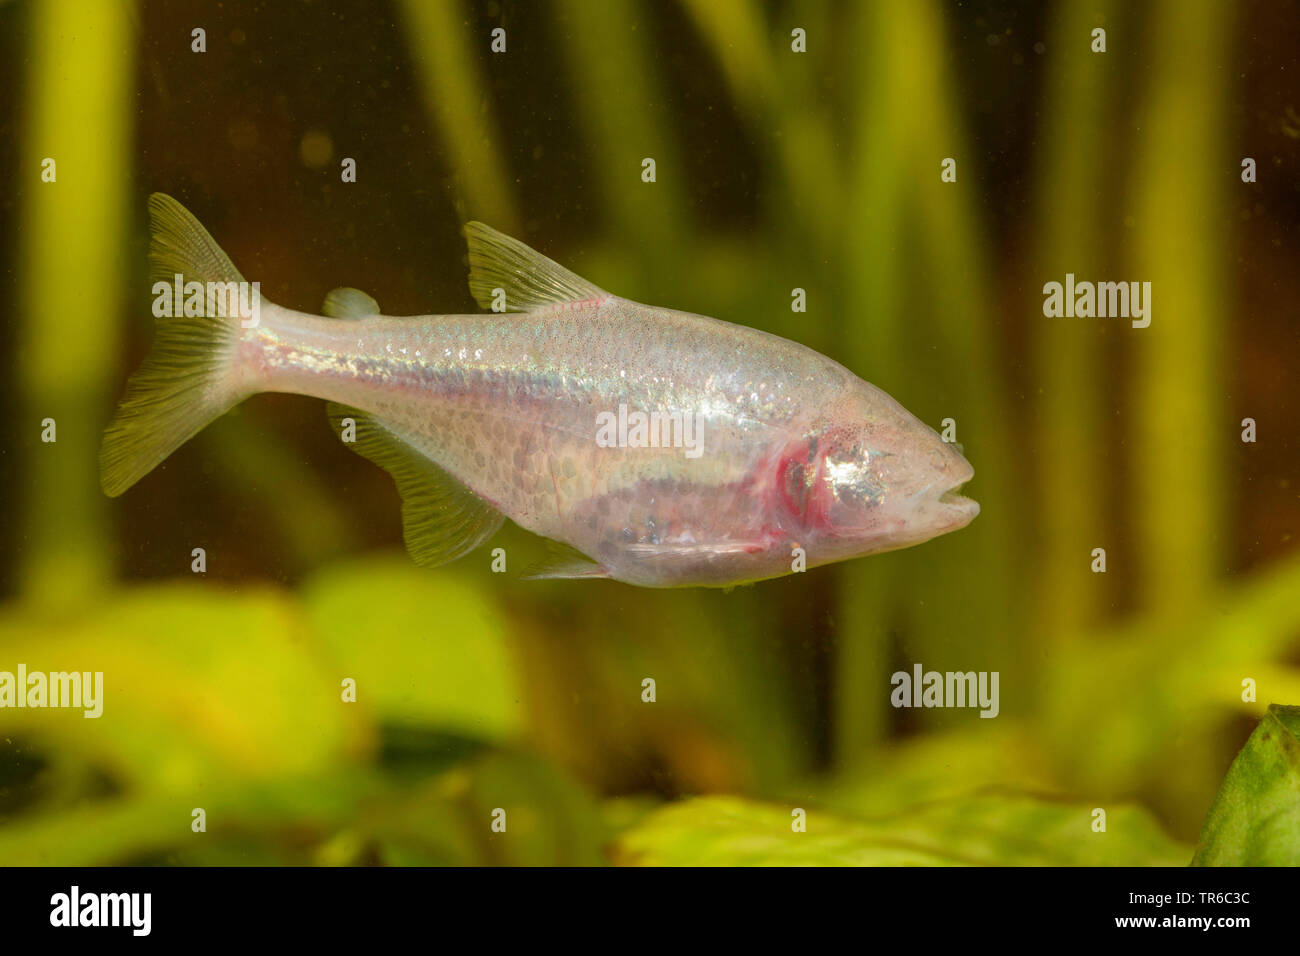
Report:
327,403,504,567
521,540,610,581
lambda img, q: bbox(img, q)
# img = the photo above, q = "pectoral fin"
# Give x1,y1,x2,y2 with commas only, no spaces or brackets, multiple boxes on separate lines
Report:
327,403,504,567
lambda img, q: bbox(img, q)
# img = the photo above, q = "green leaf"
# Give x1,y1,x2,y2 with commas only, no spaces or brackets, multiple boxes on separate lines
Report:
0,584,367,793
613,793,1188,866
823,725,1057,819
0,772,384,866
300,556,525,740
1192,704,1300,866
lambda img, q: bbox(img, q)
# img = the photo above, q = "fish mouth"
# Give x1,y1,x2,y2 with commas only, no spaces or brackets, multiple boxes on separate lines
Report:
939,485,973,506
937,452,977,509
936,481,980,522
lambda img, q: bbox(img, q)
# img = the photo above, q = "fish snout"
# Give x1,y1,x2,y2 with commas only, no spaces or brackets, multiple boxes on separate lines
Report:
931,445,979,526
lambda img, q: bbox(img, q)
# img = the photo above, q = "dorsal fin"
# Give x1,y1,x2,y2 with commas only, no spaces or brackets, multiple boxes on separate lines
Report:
322,287,379,318
464,222,608,312
327,403,504,567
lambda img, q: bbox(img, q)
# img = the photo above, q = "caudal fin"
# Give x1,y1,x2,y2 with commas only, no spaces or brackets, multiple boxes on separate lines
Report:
100,193,256,496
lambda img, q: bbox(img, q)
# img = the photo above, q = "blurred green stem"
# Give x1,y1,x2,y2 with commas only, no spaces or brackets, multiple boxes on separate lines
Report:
835,0,911,762
556,0,685,246
837,0,1017,762
19,0,135,608
397,0,518,231
1132,0,1230,613
905,0,1018,703
1031,0,1119,646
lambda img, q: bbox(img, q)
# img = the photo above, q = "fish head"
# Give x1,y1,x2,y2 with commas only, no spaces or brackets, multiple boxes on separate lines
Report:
778,383,979,559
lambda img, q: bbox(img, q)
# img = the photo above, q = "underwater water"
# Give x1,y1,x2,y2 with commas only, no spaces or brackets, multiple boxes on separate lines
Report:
0,0,1298,873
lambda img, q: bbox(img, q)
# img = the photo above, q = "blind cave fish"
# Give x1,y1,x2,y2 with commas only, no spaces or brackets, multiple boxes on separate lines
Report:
101,194,979,587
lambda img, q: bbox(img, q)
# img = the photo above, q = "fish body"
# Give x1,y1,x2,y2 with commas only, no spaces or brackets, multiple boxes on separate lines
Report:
102,194,978,587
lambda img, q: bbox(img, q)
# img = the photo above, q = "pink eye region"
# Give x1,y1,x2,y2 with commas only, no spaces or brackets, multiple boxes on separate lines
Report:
775,431,854,532
772,435,815,518
772,422,897,535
